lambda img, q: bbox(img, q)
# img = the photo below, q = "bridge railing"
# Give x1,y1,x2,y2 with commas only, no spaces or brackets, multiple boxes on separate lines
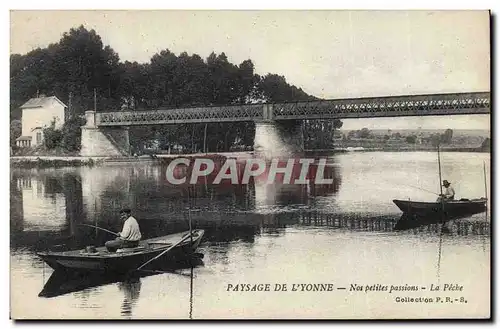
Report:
272,92,490,119
96,104,264,126
94,92,490,126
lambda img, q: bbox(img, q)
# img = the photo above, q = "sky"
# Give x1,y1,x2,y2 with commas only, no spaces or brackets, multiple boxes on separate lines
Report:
9,10,491,130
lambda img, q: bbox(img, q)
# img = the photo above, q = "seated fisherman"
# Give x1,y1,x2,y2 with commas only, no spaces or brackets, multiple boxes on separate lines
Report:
105,209,142,252
436,180,455,202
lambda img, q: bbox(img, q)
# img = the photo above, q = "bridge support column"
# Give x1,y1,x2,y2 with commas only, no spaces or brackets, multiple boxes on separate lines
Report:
254,120,304,157
80,111,130,157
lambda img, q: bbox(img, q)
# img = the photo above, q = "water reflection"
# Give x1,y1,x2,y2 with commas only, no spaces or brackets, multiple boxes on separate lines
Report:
10,162,489,252
118,276,141,318
39,257,203,318
394,212,490,233
10,170,87,248
10,152,491,319
189,266,194,320
10,155,342,250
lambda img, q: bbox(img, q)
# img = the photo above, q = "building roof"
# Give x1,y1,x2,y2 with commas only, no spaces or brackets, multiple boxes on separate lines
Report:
20,96,67,109
16,136,32,141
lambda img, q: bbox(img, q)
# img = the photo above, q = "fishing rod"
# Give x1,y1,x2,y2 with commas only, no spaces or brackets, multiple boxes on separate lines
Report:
385,179,439,196
79,224,119,236
401,183,439,196
437,144,444,201
436,143,445,280
437,144,446,224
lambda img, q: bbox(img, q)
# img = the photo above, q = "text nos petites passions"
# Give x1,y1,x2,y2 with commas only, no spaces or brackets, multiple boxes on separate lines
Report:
227,283,335,292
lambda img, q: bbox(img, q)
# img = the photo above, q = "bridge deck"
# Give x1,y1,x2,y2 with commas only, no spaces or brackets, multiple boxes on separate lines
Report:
95,92,490,126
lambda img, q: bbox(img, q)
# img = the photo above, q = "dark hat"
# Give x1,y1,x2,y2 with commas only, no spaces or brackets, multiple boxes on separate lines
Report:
442,180,451,186
120,208,131,215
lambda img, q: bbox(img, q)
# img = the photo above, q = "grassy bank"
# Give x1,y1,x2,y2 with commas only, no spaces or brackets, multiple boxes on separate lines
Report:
10,156,104,169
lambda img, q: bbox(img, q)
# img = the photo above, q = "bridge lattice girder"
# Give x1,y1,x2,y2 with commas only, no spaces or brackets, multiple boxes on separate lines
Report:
95,92,490,126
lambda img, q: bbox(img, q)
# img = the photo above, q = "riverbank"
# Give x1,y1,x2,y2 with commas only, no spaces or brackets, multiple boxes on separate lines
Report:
9,153,250,168
308,145,489,153
10,156,108,168
10,148,489,168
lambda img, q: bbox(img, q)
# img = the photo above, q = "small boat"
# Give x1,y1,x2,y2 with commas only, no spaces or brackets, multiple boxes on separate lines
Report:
393,198,487,219
39,257,203,298
37,229,205,273
393,142,489,227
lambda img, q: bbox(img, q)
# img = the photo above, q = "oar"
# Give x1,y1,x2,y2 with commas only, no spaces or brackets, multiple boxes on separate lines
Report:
138,269,192,277
136,233,193,270
79,224,119,236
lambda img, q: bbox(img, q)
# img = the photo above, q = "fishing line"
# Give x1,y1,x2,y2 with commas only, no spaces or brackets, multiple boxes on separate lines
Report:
384,179,439,196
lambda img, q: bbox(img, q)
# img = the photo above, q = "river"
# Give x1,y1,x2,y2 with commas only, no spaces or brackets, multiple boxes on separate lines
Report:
10,151,491,319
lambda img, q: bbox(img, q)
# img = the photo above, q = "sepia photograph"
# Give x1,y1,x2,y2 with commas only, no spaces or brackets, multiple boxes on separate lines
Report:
8,9,491,320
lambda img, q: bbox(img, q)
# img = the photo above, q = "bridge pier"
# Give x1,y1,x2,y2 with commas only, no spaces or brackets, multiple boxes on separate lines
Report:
254,120,304,157
80,111,130,157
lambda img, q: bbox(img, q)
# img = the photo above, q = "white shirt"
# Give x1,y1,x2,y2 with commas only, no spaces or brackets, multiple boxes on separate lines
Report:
120,216,142,241
443,186,455,199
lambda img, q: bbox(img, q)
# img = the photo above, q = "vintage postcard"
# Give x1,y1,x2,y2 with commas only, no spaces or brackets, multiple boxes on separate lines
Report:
9,10,491,320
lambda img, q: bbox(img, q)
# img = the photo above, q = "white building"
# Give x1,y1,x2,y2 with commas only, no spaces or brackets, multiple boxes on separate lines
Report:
15,96,67,147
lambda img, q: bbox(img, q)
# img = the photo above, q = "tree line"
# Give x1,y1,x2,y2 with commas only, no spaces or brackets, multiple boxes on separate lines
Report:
10,25,342,153
344,128,454,145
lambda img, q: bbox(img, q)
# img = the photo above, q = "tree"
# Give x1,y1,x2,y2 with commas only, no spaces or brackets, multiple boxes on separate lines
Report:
405,135,417,144
43,120,63,149
441,129,453,144
257,73,315,102
304,119,343,149
359,128,371,139
347,130,357,140
236,60,259,104
10,49,54,119
10,120,22,148
430,133,442,147
10,25,122,117
55,25,121,113
61,116,87,152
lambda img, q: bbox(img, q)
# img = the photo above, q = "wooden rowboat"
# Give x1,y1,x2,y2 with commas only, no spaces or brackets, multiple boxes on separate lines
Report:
393,198,487,219
39,257,203,298
37,229,205,273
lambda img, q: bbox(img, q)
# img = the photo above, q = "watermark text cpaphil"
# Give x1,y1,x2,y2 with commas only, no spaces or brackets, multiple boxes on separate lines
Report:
163,157,336,185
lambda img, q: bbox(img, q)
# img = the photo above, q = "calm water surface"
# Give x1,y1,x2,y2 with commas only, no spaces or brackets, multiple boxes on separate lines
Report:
10,152,491,319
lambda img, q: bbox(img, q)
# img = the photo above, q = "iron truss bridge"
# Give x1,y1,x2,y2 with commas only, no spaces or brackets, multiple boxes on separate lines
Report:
96,92,490,126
